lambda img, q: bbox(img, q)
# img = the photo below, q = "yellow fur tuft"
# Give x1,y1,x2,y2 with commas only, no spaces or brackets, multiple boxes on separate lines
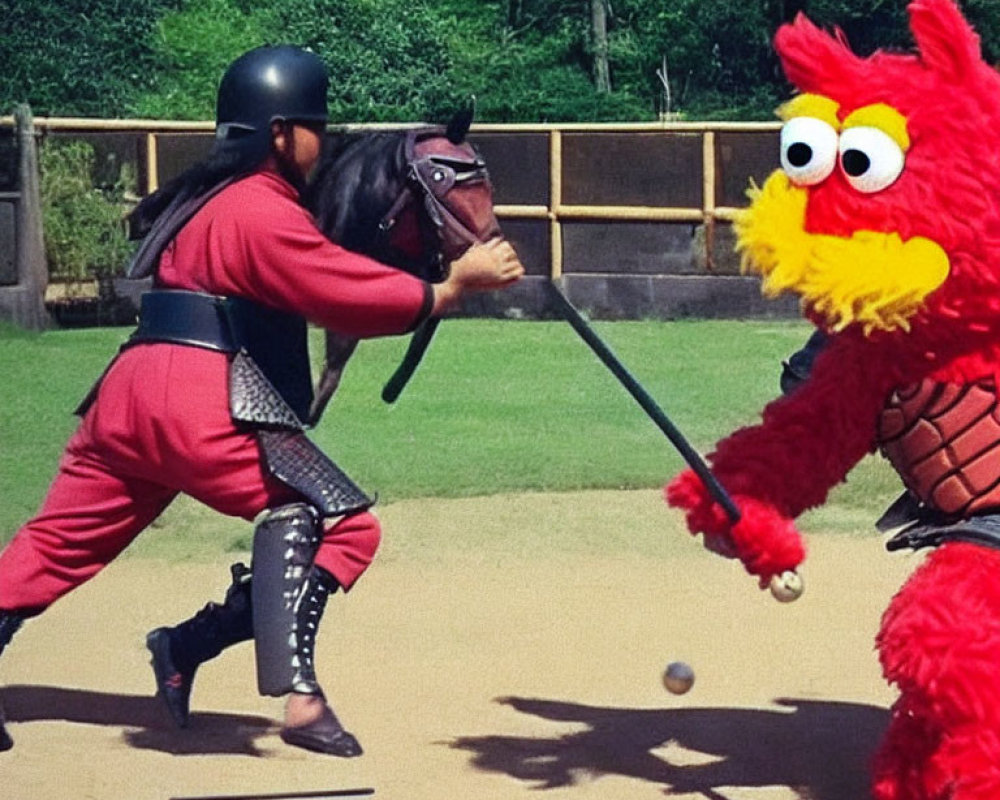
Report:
778,94,840,127
843,103,910,151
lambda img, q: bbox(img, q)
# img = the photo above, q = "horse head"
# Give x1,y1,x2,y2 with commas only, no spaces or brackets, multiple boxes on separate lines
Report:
302,110,504,421
401,125,502,270
305,110,501,283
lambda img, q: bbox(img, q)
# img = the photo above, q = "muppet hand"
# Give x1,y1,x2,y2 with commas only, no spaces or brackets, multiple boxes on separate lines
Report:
665,469,806,595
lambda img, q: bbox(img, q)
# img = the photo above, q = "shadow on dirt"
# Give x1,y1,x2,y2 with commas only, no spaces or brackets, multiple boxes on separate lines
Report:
2,685,276,756
449,696,889,798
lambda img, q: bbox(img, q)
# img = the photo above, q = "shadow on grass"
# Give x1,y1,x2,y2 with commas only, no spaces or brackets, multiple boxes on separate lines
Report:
450,696,888,798
2,685,275,756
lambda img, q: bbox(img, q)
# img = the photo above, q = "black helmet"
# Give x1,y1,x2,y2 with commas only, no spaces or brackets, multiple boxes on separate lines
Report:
216,45,329,140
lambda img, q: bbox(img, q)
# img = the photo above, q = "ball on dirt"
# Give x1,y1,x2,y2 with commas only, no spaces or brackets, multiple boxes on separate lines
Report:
662,661,695,694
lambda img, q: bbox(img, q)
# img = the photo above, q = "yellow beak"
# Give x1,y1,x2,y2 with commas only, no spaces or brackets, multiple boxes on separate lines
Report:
735,171,950,333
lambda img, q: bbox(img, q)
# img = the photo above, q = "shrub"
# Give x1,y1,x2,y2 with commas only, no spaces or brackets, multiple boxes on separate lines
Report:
39,139,136,284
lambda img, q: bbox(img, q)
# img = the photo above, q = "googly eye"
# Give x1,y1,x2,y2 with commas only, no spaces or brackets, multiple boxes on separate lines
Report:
780,117,838,186
432,169,446,182
838,126,905,193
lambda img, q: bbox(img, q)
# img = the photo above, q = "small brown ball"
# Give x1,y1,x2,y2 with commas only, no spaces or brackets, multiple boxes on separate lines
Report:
662,661,695,694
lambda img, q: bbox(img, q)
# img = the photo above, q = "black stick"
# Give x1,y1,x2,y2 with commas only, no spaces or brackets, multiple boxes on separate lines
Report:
381,316,441,403
546,281,740,524
169,790,374,800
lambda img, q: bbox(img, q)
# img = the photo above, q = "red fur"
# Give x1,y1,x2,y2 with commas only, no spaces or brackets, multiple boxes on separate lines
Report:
874,545,1000,799
665,471,805,579
665,1,1000,795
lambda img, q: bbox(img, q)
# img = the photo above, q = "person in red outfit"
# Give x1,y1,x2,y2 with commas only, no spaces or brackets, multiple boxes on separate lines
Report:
0,45,523,756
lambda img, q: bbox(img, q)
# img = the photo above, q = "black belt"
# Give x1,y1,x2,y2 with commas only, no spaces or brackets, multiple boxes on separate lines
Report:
128,290,238,353
886,511,1000,552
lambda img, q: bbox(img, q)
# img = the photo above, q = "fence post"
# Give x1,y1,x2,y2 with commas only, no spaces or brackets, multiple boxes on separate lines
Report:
1,104,50,330
702,130,716,273
145,132,160,195
549,129,563,280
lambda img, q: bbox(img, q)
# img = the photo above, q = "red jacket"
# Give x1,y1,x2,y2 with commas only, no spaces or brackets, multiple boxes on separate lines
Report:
156,169,432,336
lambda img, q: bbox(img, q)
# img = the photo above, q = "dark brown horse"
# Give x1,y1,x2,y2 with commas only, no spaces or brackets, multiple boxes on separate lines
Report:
303,110,503,420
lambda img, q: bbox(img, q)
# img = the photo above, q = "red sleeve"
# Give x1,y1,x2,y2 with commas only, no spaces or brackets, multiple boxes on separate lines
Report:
157,172,434,338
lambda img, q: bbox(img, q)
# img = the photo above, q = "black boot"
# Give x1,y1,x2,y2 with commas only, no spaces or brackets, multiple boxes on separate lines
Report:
278,566,362,757
0,610,26,752
0,706,11,752
147,563,253,728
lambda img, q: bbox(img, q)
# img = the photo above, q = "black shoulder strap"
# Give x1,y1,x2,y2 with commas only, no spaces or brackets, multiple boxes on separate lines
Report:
126,177,238,279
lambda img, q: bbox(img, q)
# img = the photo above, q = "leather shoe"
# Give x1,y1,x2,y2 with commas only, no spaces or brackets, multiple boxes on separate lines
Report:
280,706,363,757
147,627,195,728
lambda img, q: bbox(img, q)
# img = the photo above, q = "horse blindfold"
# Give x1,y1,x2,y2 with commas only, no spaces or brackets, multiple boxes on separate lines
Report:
412,150,500,251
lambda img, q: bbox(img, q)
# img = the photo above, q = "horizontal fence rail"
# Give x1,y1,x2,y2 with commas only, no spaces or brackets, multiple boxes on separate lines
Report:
0,116,791,321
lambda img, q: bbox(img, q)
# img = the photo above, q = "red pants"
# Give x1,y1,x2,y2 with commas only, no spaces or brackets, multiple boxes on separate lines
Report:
0,344,380,612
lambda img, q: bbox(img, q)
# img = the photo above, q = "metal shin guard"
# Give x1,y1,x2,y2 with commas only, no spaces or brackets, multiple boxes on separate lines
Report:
251,503,335,697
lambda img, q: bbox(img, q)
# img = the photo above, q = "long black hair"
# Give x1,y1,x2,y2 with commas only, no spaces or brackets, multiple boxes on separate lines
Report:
128,132,269,240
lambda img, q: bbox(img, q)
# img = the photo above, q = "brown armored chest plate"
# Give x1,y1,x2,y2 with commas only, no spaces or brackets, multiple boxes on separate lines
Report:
877,378,1000,517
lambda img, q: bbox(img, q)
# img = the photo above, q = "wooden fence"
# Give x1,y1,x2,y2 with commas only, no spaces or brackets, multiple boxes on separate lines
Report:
0,116,800,322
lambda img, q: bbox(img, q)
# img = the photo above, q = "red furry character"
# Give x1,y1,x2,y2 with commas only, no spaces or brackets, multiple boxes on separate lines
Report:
666,1,1000,797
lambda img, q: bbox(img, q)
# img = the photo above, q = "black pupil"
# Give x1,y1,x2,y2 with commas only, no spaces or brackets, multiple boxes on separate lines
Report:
842,149,870,176
787,142,812,167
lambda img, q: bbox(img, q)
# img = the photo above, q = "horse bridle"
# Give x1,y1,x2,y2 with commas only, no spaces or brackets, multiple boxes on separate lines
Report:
310,126,497,422
376,128,493,281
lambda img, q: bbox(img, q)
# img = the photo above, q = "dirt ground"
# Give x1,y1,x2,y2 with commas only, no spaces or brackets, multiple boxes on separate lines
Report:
1,490,924,800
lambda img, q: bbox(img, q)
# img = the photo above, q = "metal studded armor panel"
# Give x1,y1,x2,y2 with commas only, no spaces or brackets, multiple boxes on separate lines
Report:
877,378,1000,517
229,350,304,431
257,429,374,518
229,351,374,517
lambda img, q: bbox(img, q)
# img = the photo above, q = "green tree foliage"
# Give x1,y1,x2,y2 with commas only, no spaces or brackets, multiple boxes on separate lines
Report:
0,0,179,117
4,0,1000,122
603,0,788,120
129,0,266,119
966,0,1000,62
258,0,460,122
796,0,1000,63
130,0,474,122
601,0,1000,120
444,0,652,121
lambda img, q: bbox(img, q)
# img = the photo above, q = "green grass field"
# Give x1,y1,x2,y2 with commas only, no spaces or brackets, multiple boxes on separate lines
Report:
0,317,902,554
